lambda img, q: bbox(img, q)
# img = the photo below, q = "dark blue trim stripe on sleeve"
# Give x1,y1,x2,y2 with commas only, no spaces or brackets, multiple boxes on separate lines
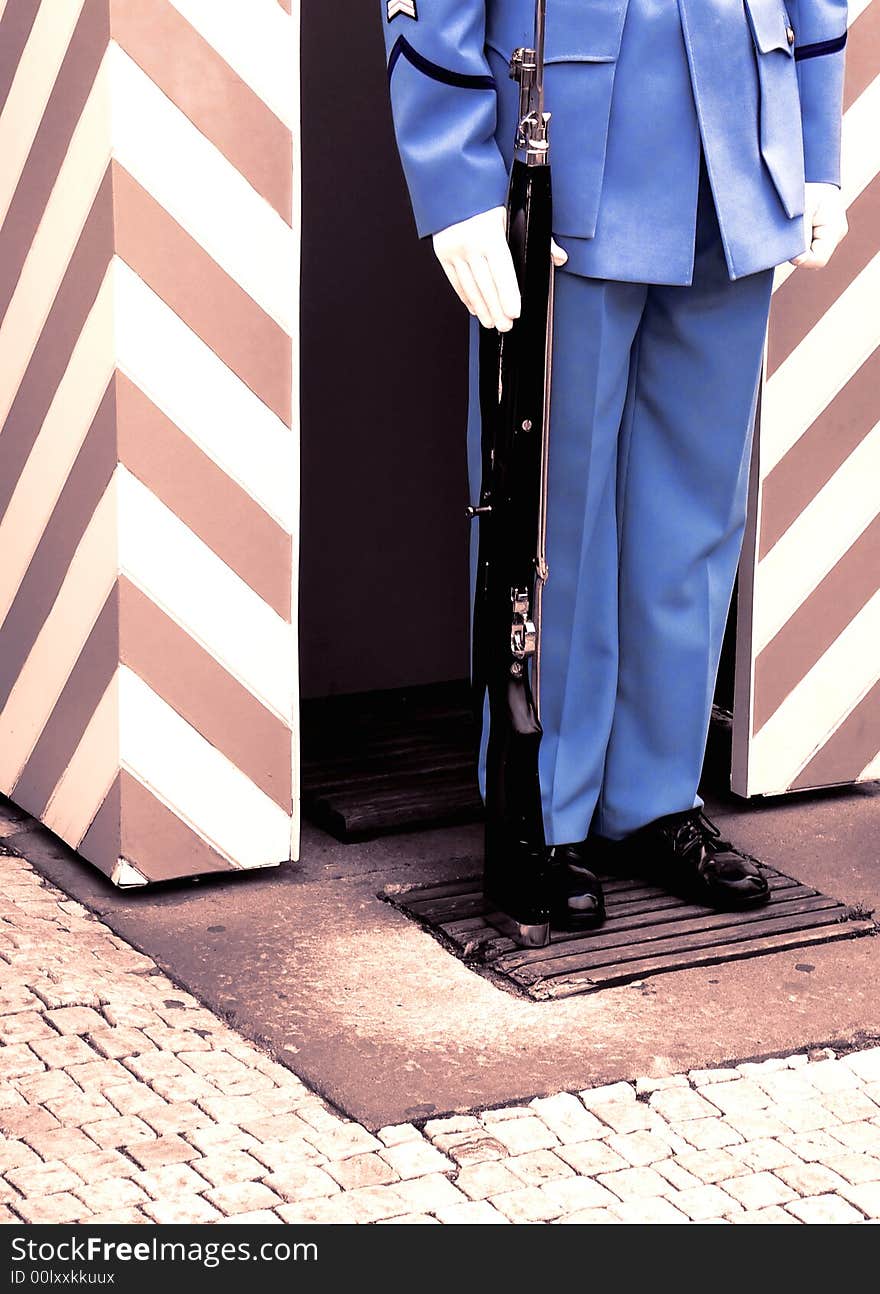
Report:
387,34,495,89
794,32,848,61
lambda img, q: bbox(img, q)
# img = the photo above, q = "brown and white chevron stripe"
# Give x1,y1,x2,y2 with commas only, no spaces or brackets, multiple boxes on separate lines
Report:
733,0,880,797
0,0,299,885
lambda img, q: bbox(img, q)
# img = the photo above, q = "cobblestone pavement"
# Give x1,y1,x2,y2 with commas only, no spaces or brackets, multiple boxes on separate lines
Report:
1,851,880,1224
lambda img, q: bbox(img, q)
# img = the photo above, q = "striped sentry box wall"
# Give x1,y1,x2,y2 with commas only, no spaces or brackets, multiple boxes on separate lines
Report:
0,0,300,885
733,0,880,797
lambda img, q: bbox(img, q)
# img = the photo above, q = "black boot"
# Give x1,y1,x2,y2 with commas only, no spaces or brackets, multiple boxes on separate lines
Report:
622,807,770,910
547,841,606,931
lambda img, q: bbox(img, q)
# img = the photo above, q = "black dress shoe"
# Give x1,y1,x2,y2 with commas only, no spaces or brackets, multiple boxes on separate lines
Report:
623,808,770,910
546,842,606,930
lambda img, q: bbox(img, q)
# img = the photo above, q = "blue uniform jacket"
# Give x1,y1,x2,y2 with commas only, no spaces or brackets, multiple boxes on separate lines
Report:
380,0,848,283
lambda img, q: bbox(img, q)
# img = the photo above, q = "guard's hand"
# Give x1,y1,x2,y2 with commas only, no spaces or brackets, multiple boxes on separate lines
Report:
790,182,848,270
432,206,568,332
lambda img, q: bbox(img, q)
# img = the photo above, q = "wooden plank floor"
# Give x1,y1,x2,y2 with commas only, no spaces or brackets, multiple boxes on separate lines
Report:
301,681,482,840
384,870,876,1000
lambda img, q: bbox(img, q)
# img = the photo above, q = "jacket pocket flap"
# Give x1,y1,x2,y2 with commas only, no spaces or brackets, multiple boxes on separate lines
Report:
486,0,629,65
744,0,794,54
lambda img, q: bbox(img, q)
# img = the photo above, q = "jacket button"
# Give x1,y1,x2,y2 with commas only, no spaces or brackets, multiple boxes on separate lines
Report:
786,23,795,45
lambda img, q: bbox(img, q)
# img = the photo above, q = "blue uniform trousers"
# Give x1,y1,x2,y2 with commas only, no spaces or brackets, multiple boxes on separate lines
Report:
469,163,774,845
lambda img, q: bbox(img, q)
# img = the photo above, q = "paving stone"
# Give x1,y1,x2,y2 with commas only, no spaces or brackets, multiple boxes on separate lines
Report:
144,1196,223,1224
240,1113,311,1144
83,1115,157,1149
635,1074,689,1095
248,1138,324,1173
578,1082,636,1107
654,1159,702,1192
376,1123,423,1147
218,1209,282,1224
820,1091,880,1124
392,1174,467,1215
718,1171,796,1210
14,1193,90,1224
528,1093,606,1143
132,1163,212,1200
597,1166,670,1200
556,1140,629,1176
775,1161,848,1196
840,1048,880,1083
15,1069,78,1105
63,1150,136,1184
205,1181,282,1216
479,1115,558,1155
104,1085,168,1118
822,1152,880,1186
751,1070,817,1103
504,1149,574,1187
434,1132,508,1167
0,1012,55,1045
675,1148,749,1185
673,1118,743,1151
43,1091,117,1126
44,1007,105,1035
375,1213,439,1224
301,1123,383,1160
434,1200,509,1223
723,1108,791,1141
830,1121,880,1155
779,1129,848,1163
481,1106,537,1123
184,1124,261,1156
29,1035,97,1070
24,1127,97,1161
737,1058,792,1077
378,1138,454,1179
260,1166,341,1202
324,1153,399,1190
341,1185,408,1223
700,1079,771,1116
194,1095,269,1125
489,1187,561,1223
276,1196,360,1224
87,1027,155,1059
0,1044,44,1080
6,1162,83,1197
0,1138,40,1172
771,1101,841,1134
838,1182,880,1218
123,1135,198,1171
188,1150,265,1187
674,1184,741,1220
688,1068,740,1086
730,1205,800,1224
557,1207,622,1224
800,1060,861,1094
540,1176,619,1213
73,1177,149,1213
648,1086,720,1122
422,1116,482,1140
138,1102,206,1136
786,1194,865,1224
727,1138,800,1172
453,1161,524,1200
613,1196,689,1223
607,1130,672,1167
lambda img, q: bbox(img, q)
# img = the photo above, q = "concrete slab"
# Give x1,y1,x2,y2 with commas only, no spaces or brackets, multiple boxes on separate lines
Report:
3,779,878,1131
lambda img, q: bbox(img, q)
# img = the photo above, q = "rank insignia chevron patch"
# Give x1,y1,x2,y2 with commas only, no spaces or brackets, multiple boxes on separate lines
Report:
387,0,418,20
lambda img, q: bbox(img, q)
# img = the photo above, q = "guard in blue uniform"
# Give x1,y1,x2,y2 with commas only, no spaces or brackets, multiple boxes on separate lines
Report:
381,0,848,923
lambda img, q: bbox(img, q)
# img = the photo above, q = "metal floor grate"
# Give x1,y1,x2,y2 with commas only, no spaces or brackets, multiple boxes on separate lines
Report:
383,869,875,1000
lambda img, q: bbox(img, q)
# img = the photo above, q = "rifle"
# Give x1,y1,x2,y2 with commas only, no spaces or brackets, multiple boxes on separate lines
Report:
469,0,555,949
